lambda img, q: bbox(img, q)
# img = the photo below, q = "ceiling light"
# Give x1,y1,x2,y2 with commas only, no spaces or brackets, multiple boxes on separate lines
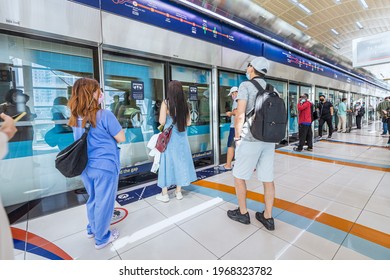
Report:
356,21,364,29
334,0,341,3
331,28,339,35
289,1,312,15
297,20,308,29
298,3,312,14
358,0,368,9
332,44,340,49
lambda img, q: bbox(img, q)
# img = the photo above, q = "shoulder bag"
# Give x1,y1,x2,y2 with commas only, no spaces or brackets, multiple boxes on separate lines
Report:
155,124,173,153
55,122,90,178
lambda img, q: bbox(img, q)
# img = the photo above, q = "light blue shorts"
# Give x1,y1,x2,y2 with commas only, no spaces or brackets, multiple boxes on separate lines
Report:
232,140,275,182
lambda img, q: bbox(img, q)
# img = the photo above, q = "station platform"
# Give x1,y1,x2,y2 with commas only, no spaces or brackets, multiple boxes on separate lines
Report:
10,122,390,260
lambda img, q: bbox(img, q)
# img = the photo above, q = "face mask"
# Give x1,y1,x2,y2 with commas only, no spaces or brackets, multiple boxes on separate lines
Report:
98,92,104,105
320,98,324,101
246,72,251,80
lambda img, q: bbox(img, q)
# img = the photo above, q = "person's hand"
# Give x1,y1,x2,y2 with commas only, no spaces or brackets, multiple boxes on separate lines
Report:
0,113,17,140
226,111,232,117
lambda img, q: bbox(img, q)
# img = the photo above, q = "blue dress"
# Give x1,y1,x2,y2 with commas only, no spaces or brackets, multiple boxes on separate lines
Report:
158,115,197,187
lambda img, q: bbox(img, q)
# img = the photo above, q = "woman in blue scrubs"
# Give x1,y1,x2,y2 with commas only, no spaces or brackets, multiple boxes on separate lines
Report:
68,78,125,250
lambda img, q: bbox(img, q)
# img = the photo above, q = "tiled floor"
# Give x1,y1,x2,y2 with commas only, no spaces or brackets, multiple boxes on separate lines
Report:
10,122,390,260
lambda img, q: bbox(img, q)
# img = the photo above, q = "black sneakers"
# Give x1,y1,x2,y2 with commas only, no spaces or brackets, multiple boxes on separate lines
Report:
227,208,250,224
255,211,275,231
293,147,302,152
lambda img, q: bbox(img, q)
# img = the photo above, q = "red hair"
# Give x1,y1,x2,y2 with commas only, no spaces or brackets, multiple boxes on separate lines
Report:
68,78,100,128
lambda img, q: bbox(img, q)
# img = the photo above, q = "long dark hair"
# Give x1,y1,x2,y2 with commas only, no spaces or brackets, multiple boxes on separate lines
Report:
167,80,188,132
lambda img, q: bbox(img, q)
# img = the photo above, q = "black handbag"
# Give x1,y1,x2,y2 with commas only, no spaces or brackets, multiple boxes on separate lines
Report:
55,123,90,178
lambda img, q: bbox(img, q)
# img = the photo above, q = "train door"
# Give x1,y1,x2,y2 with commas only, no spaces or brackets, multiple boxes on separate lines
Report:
103,53,165,187
315,86,329,137
170,64,213,167
288,84,299,141
218,70,246,163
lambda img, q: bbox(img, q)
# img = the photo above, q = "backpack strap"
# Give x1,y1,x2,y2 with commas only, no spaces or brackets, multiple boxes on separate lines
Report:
246,79,267,118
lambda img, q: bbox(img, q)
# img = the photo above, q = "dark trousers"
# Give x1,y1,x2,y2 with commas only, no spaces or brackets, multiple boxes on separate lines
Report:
298,124,313,150
356,115,362,129
318,117,333,137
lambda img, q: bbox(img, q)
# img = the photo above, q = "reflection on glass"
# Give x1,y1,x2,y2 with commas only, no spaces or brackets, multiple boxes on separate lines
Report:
103,54,165,170
0,33,94,207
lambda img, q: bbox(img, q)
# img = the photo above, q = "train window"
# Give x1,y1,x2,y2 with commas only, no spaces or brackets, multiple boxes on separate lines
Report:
171,64,212,167
103,54,165,171
0,33,94,208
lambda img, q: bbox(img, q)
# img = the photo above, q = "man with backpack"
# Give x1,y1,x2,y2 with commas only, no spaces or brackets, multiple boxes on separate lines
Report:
293,93,313,152
227,57,286,231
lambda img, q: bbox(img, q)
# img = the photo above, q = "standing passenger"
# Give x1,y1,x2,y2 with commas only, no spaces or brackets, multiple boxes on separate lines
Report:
227,57,276,230
155,80,197,202
0,113,17,259
68,78,125,250
219,86,238,171
317,94,334,138
294,93,313,152
337,97,347,133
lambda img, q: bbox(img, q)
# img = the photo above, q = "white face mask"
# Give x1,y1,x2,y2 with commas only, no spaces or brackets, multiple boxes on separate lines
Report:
98,92,104,105
246,72,251,80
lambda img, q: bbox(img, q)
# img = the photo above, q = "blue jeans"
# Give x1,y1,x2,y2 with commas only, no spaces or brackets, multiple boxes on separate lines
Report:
383,118,388,134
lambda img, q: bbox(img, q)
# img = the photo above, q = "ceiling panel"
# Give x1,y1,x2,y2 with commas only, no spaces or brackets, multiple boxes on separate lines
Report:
252,0,390,80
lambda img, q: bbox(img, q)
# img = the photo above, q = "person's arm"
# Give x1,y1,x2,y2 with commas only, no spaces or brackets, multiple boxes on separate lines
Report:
159,100,167,126
234,99,247,140
297,100,310,111
114,130,125,143
186,110,191,126
330,104,334,116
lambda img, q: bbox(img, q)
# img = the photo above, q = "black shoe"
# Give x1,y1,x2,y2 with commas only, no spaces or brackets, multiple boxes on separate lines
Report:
328,135,332,138
227,208,250,224
305,148,313,151
293,147,302,152
255,211,275,231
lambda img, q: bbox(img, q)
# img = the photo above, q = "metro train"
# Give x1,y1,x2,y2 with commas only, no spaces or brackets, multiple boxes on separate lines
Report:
0,0,388,209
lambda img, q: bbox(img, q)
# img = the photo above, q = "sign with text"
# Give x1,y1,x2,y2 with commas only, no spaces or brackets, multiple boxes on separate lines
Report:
189,86,198,101
131,81,144,100
353,31,390,67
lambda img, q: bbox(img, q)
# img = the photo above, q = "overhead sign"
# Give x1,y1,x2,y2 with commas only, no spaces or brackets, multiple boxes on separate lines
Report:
102,0,263,56
353,31,390,67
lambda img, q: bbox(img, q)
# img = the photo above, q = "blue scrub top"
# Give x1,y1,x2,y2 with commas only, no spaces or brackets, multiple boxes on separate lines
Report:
73,110,122,173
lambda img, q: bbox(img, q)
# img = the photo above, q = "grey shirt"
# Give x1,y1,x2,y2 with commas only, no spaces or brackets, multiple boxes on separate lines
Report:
236,78,267,141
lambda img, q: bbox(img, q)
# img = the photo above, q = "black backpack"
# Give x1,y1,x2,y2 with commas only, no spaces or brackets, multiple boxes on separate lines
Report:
246,80,287,143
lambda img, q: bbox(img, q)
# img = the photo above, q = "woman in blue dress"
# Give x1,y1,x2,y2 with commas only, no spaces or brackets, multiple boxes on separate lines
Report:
156,80,197,202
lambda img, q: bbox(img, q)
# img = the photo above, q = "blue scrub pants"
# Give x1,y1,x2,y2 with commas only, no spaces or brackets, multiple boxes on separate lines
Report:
81,166,118,245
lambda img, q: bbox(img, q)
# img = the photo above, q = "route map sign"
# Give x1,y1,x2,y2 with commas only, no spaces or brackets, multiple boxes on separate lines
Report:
102,0,263,56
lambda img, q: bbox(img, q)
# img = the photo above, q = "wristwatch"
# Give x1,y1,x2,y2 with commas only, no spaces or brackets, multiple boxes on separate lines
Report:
234,137,241,142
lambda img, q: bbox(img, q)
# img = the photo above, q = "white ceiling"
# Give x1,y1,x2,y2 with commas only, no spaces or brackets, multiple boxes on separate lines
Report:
253,0,390,81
